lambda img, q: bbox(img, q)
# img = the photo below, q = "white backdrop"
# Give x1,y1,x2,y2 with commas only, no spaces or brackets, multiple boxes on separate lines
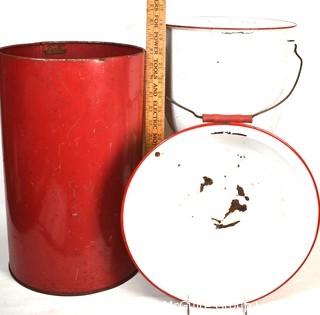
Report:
1,0,320,314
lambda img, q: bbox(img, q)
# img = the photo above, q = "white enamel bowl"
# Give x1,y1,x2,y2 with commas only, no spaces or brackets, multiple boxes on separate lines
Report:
122,124,319,307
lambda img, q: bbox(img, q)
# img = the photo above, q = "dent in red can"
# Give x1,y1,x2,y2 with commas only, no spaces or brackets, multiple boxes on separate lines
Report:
0,42,145,295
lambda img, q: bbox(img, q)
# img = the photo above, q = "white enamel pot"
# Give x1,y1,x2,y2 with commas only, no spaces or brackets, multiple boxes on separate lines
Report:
166,17,301,132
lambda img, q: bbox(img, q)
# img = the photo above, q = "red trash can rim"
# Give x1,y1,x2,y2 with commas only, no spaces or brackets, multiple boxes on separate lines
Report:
0,41,144,62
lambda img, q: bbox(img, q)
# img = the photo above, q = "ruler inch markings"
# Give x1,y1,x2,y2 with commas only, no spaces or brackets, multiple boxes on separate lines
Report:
145,0,166,151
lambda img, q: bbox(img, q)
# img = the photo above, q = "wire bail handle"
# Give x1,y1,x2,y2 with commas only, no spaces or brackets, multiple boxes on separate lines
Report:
167,43,303,124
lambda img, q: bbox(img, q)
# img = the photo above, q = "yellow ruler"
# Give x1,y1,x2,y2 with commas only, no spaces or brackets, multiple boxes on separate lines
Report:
144,0,166,152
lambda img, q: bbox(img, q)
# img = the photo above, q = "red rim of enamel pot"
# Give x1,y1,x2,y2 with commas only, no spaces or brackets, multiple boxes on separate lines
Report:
167,17,297,31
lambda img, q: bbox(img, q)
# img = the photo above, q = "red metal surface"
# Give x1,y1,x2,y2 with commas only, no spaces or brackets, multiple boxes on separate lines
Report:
202,114,253,124
0,41,145,295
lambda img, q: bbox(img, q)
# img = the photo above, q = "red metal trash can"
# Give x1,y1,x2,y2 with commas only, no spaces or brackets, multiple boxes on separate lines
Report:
0,41,145,295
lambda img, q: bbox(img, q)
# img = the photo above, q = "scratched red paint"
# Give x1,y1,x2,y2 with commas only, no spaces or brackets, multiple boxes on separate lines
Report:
0,42,145,295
